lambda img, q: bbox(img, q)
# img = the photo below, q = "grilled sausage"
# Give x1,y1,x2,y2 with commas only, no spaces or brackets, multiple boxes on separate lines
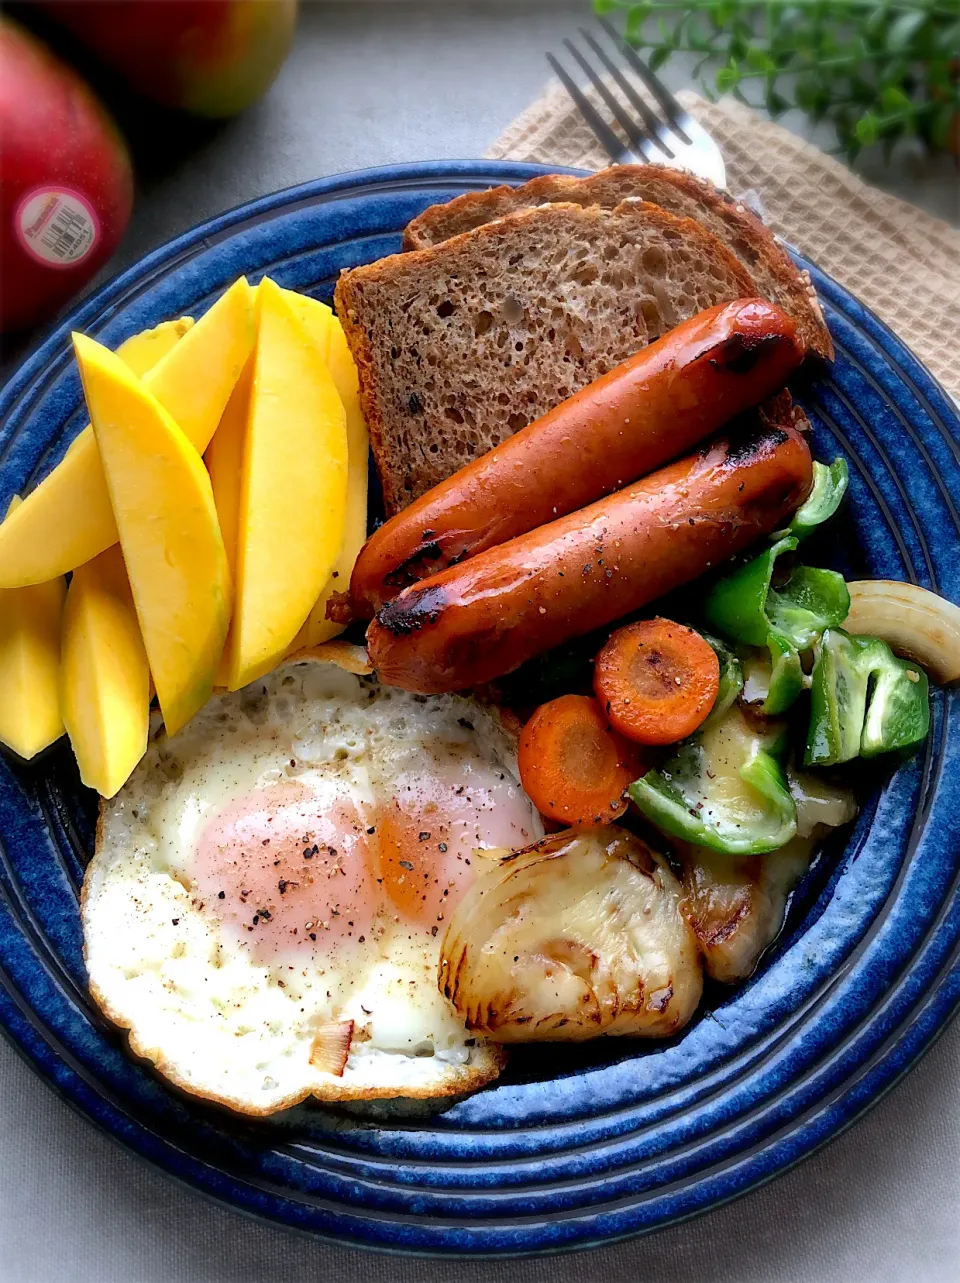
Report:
351,299,805,618
367,413,813,693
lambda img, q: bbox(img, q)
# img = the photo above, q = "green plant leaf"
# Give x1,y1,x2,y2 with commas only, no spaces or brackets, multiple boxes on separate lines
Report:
937,21,960,55
746,46,777,73
855,111,880,145
888,9,927,52
716,57,741,94
865,4,891,43
881,83,912,113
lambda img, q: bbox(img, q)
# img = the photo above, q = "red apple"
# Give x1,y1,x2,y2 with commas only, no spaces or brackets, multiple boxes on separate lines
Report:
39,0,297,119
0,18,133,333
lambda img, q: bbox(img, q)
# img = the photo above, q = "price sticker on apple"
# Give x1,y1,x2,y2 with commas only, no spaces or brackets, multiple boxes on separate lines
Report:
15,186,100,269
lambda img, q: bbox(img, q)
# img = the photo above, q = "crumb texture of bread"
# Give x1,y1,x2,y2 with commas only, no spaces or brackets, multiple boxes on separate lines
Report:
336,200,756,513
403,165,832,361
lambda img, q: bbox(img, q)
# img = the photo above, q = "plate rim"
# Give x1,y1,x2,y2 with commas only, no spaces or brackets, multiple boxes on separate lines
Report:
0,159,957,1258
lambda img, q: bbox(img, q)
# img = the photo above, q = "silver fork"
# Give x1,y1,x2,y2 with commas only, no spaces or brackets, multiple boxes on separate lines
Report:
547,16,726,189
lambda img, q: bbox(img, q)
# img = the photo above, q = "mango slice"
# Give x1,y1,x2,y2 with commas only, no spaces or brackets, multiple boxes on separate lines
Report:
208,284,330,678
0,279,254,589
205,353,253,585
0,501,66,760
205,352,254,687
223,277,348,689
73,333,231,738
116,316,195,378
283,289,334,359
205,282,331,583
61,545,150,797
293,315,370,648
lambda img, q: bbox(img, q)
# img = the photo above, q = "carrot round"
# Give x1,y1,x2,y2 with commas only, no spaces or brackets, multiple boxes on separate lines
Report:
517,694,642,826
594,618,720,746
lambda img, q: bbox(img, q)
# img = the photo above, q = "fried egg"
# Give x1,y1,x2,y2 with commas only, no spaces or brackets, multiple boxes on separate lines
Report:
83,650,542,1114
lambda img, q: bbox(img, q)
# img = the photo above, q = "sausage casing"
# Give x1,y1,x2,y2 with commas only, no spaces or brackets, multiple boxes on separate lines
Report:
367,413,813,693
351,299,805,617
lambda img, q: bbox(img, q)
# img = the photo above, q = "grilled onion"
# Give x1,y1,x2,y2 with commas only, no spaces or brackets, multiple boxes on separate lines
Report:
677,838,816,984
439,827,702,1042
844,580,960,685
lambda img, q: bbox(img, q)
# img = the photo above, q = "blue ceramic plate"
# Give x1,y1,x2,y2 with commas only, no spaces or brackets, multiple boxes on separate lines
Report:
0,162,957,1256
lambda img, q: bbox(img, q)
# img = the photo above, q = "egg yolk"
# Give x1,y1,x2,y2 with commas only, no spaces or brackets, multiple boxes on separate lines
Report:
194,747,537,960
194,781,375,958
374,752,538,929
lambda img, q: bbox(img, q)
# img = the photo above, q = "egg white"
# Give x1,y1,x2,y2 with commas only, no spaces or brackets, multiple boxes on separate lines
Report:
83,653,542,1114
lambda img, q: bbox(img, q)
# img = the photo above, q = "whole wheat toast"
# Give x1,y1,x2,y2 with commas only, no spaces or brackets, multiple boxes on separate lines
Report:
336,199,762,514
403,165,832,362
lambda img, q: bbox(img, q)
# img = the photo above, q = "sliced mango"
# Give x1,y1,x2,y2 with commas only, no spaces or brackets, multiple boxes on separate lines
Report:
294,315,369,647
0,279,254,589
283,289,334,361
147,277,255,452
73,333,231,738
116,316,194,378
223,277,348,689
0,501,66,759
205,352,254,584
61,545,150,797
205,352,254,686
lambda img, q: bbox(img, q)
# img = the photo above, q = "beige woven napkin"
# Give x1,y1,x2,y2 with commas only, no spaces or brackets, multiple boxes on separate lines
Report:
488,83,960,402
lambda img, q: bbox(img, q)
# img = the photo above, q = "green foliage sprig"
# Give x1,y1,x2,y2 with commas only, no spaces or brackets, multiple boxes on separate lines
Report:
595,0,960,160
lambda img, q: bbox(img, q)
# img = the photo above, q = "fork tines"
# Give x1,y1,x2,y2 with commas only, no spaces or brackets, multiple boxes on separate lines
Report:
547,17,726,189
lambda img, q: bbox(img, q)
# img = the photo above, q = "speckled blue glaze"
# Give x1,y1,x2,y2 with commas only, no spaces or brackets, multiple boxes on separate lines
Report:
0,162,957,1256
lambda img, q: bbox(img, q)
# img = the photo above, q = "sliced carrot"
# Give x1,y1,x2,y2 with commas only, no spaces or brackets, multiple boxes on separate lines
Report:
517,694,643,826
593,617,720,746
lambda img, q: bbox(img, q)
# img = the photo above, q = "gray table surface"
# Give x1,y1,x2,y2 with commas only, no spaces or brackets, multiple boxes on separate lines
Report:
1,4,957,1280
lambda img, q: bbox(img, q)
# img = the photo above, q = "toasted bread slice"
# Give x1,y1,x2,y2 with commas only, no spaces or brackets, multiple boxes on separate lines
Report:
336,199,758,514
403,165,831,362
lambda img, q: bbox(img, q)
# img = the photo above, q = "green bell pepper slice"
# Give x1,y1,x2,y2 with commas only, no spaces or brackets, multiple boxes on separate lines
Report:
701,631,743,727
783,458,849,541
628,705,797,855
804,628,930,766
704,536,849,713
740,631,805,717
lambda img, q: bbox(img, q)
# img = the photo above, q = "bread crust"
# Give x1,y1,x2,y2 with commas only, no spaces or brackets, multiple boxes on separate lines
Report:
403,165,832,361
336,199,758,514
